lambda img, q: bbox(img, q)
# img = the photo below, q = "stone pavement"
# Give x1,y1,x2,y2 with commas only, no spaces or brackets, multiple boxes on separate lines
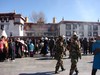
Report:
0,53,100,75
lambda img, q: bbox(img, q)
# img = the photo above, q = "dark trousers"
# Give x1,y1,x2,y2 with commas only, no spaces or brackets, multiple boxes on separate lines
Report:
11,49,15,60
0,50,5,61
91,69,97,75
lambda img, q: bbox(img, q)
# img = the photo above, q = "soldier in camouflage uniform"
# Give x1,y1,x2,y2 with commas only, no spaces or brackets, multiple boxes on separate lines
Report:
54,36,65,74
69,34,81,75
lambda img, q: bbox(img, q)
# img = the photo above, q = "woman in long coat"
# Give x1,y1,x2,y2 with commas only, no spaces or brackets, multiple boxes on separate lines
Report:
91,36,100,75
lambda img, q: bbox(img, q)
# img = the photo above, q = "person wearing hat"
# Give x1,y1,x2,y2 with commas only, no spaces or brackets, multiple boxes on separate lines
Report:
54,36,65,74
91,35,100,75
69,33,81,75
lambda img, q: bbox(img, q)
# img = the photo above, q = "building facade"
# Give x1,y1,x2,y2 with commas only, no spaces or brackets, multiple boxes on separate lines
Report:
0,12,100,39
0,12,26,37
59,21,100,38
24,23,59,37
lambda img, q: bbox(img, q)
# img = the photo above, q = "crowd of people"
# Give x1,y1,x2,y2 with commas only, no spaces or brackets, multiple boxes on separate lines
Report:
0,34,99,75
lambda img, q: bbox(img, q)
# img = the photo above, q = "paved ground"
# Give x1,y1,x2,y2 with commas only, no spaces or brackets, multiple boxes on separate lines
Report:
0,53,100,75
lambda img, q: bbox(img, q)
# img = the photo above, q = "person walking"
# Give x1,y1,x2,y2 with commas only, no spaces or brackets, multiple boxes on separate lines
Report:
91,35,100,75
48,38,55,57
69,34,81,75
54,36,65,74
82,38,88,55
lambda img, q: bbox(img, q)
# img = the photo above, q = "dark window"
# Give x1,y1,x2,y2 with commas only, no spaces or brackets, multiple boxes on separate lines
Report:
1,18,4,22
93,32,98,36
10,32,12,37
88,25,92,30
93,25,98,31
66,31,71,36
73,24,77,29
21,25,23,31
79,32,84,36
1,25,4,30
66,24,71,30
88,32,92,36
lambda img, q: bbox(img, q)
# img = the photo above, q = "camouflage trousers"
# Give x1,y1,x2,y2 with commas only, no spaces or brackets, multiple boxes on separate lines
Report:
69,58,79,75
55,58,64,72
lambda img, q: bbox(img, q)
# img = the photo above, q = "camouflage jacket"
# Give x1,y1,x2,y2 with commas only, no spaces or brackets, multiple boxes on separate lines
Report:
54,41,64,60
70,41,81,59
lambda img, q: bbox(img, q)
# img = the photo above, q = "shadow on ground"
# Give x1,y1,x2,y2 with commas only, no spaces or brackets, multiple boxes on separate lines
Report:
36,56,68,60
19,71,55,75
36,57,54,60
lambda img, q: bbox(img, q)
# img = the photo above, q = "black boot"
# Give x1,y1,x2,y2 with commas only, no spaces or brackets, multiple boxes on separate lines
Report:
91,69,97,75
61,65,65,71
75,69,79,75
55,71,59,74
55,66,59,74
69,69,74,75
62,68,66,71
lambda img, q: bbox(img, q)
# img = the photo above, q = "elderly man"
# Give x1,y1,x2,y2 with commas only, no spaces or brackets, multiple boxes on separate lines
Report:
91,35,100,75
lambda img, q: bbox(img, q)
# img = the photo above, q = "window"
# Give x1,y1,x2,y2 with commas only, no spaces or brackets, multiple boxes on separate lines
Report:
93,25,98,31
93,32,98,36
1,18,4,22
79,25,84,30
21,25,23,31
10,32,12,37
79,32,84,36
6,18,9,22
66,24,71,30
88,25,92,30
27,33,32,36
73,23,77,29
88,32,92,36
1,24,4,30
66,31,71,36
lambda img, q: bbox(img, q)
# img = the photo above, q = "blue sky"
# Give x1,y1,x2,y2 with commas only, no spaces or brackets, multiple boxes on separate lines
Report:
0,0,100,23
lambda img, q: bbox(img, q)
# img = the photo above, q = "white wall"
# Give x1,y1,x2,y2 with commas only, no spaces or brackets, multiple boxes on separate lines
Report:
60,24,66,36
98,25,100,36
7,20,19,36
84,25,88,38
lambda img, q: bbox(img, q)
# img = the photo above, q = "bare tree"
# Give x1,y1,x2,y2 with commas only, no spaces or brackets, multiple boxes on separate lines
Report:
30,11,46,23
30,11,38,23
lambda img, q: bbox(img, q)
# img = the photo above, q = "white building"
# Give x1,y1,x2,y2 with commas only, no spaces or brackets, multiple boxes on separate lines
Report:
59,21,100,38
0,12,100,39
0,12,26,37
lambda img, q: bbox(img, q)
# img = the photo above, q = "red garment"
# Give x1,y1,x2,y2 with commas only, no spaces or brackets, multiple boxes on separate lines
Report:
0,41,4,50
0,40,4,52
